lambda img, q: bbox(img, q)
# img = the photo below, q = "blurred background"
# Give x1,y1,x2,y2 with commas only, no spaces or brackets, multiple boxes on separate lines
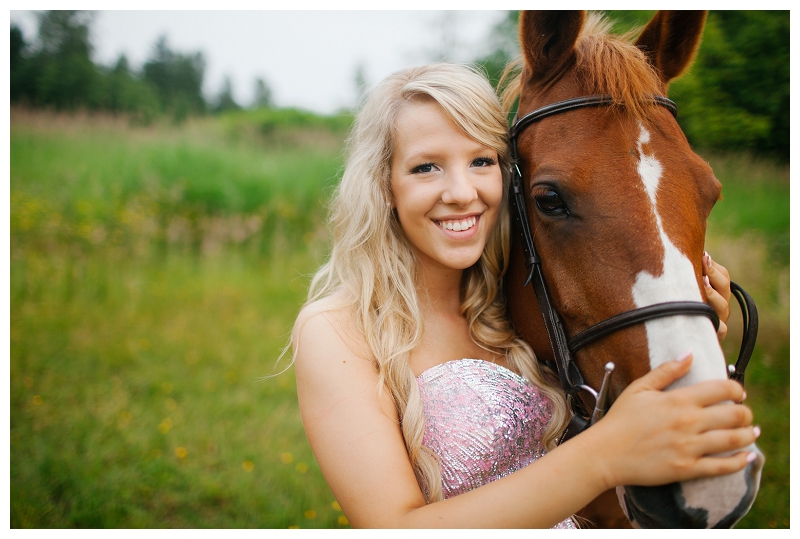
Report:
9,10,789,529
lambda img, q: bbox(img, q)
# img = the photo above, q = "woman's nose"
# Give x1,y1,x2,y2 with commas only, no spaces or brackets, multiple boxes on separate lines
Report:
441,171,478,206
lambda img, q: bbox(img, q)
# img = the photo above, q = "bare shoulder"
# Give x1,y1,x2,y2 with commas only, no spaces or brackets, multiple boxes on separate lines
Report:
293,292,370,371
293,292,353,342
292,292,385,416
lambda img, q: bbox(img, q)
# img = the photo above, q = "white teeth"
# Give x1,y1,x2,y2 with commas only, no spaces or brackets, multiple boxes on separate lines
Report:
438,216,476,232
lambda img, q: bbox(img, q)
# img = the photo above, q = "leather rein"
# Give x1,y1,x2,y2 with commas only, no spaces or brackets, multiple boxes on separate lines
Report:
508,95,759,442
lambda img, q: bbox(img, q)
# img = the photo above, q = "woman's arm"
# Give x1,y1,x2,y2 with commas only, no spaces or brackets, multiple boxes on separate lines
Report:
293,307,426,527
293,310,756,528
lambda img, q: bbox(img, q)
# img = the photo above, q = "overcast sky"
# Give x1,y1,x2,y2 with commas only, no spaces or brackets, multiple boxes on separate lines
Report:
9,10,508,114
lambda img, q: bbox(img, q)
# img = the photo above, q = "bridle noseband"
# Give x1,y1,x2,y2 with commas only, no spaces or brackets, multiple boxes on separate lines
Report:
508,95,759,442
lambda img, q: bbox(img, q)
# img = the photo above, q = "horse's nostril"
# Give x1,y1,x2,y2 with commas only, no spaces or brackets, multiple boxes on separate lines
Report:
622,483,710,528
621,492,635,524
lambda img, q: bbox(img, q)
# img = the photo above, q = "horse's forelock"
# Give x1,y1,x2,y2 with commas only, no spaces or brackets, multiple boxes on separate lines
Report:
574,13,663,123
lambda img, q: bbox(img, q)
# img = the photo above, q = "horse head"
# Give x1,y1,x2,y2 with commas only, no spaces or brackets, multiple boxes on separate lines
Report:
505,10,764,528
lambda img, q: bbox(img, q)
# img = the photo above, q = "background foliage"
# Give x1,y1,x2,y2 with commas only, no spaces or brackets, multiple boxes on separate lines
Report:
10,9,789,529
11,11,202,123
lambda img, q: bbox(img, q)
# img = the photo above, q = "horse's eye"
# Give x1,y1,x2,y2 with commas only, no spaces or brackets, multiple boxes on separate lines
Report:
534,190,568,215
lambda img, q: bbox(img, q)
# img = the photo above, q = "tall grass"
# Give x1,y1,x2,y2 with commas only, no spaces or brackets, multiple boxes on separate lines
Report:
11,109,348,528
10,109,789,528
10,108,345,259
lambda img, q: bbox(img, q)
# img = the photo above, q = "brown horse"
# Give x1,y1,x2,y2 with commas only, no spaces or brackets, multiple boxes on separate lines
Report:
505,11,764,528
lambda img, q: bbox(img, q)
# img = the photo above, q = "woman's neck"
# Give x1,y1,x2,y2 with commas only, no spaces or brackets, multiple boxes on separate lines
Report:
416,263,464,316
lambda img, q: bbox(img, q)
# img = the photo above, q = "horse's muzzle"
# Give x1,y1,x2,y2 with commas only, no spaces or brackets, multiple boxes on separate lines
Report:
617,445,764,528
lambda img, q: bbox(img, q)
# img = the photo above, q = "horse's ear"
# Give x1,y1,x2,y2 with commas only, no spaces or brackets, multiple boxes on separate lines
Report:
635,10,708,85
519,11,584,86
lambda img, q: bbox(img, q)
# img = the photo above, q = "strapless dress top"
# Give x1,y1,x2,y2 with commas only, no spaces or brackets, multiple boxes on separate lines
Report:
417,358,575,529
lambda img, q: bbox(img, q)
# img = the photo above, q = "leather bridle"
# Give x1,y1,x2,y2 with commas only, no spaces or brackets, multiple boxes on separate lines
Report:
508,95,759,442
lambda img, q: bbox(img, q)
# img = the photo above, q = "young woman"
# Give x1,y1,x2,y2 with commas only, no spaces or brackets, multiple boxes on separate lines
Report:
291,63,755,528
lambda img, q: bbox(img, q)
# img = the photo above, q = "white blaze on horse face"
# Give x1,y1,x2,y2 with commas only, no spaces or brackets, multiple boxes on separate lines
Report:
629,123,759,528
630,123,726,389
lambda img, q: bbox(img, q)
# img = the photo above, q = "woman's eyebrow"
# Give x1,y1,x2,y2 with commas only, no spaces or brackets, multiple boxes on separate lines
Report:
402,151,442,162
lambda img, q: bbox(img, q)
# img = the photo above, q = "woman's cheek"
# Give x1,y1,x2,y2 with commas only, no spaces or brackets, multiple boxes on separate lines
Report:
485,175,504,217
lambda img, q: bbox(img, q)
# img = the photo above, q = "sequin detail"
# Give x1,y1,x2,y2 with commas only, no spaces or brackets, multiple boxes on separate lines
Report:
417,359,575,529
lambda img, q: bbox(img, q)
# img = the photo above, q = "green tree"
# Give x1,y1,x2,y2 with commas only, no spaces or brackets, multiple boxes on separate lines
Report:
104,54,160,123
253,77,273,109
214,76,241,112
143,35,207,121
23,10,104,109
11,11,206,122
670,11,789,159
10,24,32,102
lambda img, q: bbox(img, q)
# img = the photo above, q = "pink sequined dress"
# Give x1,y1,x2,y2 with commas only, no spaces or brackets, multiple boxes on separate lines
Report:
416,358,576,529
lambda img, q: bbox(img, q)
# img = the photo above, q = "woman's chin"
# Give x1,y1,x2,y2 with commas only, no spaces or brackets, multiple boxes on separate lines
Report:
431,249,486,271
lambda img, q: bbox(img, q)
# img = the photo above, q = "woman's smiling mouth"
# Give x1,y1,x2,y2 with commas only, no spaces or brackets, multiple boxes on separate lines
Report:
435,215,478,232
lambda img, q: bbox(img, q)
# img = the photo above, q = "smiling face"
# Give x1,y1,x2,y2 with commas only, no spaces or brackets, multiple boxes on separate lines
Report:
390,99,503,274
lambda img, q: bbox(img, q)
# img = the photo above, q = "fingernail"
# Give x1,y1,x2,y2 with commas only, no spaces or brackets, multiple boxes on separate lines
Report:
704,275,711,288
742,390,747,401
676,349,692,362
703,251,709,266
754,426,761,439
746,452,758,463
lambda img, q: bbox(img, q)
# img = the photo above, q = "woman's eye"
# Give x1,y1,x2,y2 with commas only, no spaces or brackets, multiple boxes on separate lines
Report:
411,163,435,174
472,157,497,167
534,190,569,215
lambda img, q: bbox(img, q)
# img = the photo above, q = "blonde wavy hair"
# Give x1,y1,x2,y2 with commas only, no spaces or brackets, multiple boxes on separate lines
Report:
296,63,569,503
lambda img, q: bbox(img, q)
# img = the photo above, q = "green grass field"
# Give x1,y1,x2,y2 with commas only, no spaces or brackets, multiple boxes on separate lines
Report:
10,108,789,528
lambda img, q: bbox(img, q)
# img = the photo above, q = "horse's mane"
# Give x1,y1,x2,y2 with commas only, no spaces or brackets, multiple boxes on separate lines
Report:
500,12,664,122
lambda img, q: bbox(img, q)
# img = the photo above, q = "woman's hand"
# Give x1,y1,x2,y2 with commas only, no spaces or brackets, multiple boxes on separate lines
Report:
582,351,758,491
703,251,731,341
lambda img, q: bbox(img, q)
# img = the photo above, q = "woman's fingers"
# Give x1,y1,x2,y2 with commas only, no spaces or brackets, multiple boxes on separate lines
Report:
700,425,761,454
703,275,730,340
703,252,732,334
692,401,754,432
626,352,746,408
596,349,758,487
703,252,731,298
691,450,758,479
679,378,746,408
628,350,693,392
716,320,728,341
